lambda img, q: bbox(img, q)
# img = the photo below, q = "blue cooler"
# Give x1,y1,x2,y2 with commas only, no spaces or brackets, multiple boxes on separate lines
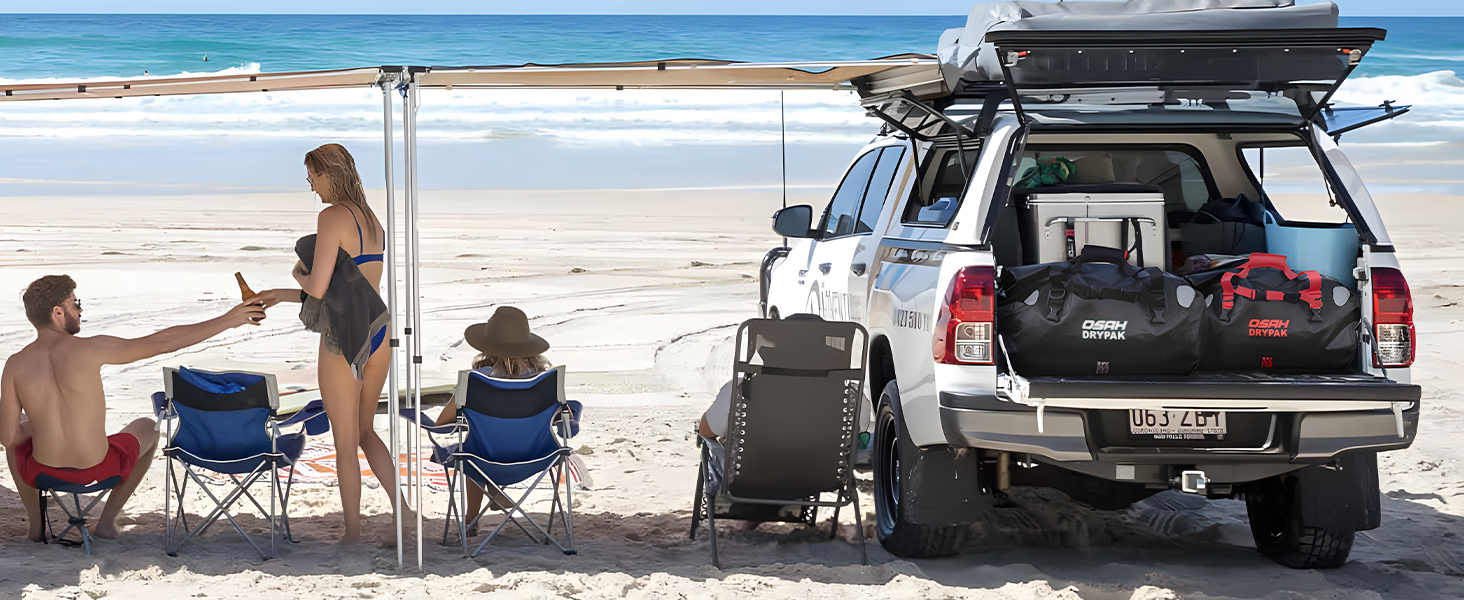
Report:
1262,211,1360,290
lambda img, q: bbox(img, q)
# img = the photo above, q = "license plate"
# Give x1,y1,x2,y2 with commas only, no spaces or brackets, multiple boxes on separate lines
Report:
1128,410,1227,439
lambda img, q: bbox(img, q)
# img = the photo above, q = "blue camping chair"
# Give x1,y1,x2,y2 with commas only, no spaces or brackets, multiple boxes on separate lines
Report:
402,367,581,557
153,367,328,559
33,473,123,556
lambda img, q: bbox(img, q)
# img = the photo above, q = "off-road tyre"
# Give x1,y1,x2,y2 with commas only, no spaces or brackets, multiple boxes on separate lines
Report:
1245,473,1356,569
872,380,970,558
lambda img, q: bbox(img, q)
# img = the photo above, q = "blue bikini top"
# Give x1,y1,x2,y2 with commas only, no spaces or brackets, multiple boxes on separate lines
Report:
348,208,383,265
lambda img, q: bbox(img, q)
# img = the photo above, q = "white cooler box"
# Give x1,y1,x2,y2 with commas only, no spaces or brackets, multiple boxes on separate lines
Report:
1024,191,1167,268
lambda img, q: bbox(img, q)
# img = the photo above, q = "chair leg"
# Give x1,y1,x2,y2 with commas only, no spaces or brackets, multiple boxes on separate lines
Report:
164,455,174,554
830,502,841,540
270,463,279,559
852,488,868,566
690,453,706,541
561,457,575,555
283,465,298,543
440,468,455,547
457,467,471,558
39,490,52,544
707,495,720,569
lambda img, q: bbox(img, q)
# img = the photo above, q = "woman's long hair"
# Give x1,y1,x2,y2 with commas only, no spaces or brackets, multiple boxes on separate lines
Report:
305,144,380,237
472,353,552,379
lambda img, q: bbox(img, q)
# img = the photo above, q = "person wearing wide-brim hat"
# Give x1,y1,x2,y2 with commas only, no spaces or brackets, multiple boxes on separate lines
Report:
434,305,552,525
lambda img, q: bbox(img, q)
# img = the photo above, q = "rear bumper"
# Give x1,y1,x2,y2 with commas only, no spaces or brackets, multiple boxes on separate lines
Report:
939,375,1420,476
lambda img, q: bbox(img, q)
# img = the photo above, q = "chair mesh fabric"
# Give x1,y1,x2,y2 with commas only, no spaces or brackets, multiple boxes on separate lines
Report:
463,370,561,418
726,375,857,500
171,372,273,412
722,317,864,503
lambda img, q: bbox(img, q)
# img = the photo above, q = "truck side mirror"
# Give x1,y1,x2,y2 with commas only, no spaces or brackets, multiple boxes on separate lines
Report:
772,205,817,238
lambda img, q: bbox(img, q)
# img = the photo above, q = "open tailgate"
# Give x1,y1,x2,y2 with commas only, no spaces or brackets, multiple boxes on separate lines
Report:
985,28,1387,127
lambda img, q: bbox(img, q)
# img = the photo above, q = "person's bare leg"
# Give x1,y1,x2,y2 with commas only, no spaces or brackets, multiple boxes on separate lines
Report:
93,417,158,539
465,483,483,536
356,346,398,515
319,344,365,543
6,419,43,542
433,402,457,426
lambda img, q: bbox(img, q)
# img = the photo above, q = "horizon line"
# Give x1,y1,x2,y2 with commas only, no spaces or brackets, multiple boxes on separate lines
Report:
2,12,1456,17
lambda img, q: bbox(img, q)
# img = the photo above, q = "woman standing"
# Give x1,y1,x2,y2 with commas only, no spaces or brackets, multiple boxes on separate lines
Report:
256,144,396,542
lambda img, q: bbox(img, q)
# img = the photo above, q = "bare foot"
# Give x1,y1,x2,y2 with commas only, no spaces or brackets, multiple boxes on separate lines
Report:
93,520,120,540
27,526,45,543
339,526,362,544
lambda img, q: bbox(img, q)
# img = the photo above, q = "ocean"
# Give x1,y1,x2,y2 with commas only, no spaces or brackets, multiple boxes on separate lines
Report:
1,14,1461,195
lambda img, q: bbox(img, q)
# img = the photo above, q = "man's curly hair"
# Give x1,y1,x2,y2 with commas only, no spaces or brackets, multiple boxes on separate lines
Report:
23,275,76,328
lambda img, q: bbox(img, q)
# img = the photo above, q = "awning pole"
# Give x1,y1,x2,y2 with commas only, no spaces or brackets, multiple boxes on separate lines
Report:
399,73,421,571
380,69,403,571
407,72,425,572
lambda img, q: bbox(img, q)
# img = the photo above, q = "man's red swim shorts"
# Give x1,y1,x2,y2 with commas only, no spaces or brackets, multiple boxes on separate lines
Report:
13,433,140,489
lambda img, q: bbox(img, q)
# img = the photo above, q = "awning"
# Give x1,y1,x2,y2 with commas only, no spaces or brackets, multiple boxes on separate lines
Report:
0,67,384,102
0,57,946,103
416,55,945,97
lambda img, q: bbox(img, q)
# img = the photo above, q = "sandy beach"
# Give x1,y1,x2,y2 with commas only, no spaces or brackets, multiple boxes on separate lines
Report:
2,188,1464,599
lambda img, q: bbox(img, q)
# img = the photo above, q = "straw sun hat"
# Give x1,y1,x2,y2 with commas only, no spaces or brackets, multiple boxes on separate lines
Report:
463,306,549,357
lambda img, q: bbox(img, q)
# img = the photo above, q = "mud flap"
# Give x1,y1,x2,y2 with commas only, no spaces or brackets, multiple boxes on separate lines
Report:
904,445,988,526
1294,452,1381,532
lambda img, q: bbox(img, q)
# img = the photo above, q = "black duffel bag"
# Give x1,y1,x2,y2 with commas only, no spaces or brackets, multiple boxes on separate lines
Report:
1192,253,1360,372
998,246,1204,376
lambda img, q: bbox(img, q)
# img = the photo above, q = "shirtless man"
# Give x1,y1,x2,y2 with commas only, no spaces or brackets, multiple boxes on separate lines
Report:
0,275,265,541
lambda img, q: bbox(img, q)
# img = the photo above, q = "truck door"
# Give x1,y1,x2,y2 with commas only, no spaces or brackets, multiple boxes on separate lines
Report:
806,148,880,319
846,145,912,312
807,145,907,321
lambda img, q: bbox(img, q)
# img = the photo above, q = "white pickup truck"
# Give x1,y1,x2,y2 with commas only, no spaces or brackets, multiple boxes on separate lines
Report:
760,2,1420,569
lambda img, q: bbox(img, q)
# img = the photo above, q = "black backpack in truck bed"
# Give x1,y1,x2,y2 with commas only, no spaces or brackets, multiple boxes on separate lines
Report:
997,246,1204,376
1193,253,1361,372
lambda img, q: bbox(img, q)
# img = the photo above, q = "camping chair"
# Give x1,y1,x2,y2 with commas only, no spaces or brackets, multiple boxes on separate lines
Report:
402,366,581,558
690,315,869,568
153,367,328,560
33,473,123,556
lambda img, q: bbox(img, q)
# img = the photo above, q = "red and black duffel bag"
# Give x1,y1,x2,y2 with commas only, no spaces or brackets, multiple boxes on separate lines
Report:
1194,253,1360,372
998,245,1204,376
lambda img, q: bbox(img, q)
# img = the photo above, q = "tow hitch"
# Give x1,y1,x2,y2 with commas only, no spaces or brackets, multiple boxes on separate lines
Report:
1178,470,1209,494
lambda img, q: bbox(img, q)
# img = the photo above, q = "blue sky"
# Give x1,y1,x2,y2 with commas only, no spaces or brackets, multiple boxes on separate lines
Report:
2,0,1458,15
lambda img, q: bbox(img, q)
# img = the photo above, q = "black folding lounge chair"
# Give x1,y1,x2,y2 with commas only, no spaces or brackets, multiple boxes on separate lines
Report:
690,314,869,567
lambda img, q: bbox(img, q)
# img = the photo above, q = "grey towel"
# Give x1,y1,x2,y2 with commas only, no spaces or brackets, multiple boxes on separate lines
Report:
295,234,390,380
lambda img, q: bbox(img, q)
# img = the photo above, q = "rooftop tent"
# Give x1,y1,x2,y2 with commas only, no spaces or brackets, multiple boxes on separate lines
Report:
937,0,1341,86
915,1,1385,128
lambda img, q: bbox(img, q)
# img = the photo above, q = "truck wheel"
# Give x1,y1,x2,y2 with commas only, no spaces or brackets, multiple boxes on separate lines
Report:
1245,455,1377,569
873,380,976,558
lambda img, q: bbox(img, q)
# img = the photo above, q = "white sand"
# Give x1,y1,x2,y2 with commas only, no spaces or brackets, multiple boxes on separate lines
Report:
1,190,1462,599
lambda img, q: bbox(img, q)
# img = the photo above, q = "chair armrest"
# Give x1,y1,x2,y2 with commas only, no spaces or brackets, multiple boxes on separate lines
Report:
151,391,170,420
555,400,584,438
277,399,331,436
398,408,462,435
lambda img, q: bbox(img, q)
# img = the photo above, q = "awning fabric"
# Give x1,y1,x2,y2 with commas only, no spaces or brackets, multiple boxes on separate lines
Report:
0,68,384,102
0,57,945,102
417,56,945,97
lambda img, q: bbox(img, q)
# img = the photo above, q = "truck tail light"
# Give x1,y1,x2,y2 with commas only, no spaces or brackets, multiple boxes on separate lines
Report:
1371,267,1415,368
935,266,995,365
